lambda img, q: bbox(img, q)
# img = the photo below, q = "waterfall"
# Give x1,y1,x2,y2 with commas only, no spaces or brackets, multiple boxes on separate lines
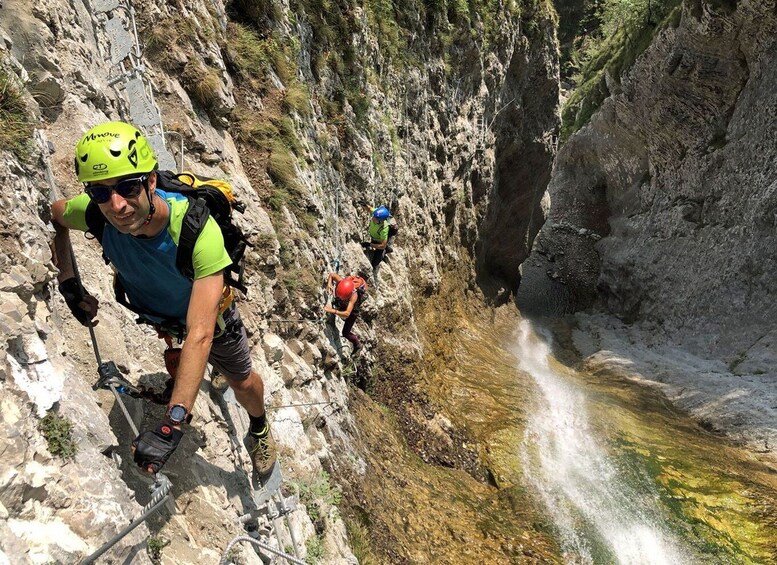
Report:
515,320,694,564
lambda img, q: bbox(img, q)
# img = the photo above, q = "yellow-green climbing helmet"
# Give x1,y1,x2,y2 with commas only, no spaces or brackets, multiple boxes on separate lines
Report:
74,121,157,183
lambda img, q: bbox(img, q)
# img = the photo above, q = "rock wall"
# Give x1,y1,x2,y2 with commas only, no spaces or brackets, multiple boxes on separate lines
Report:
0,0,559,562
519,0,777,456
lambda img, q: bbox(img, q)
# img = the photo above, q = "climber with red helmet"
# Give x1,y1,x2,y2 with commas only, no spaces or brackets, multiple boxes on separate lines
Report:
361,205,398,269
324,272,368,354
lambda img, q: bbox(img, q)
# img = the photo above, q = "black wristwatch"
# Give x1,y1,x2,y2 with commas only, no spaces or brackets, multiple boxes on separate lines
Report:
167,404,192,426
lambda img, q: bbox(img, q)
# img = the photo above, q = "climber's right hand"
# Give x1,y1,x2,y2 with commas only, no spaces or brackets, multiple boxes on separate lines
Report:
58,278,99,326
132,423,183,474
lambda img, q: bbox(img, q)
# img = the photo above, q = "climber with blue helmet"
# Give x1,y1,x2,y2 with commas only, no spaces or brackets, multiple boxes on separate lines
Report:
361,205,398,269
373,205,390,221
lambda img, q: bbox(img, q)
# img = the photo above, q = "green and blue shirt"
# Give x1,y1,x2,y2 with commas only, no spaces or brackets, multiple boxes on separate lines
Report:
63,189,231,324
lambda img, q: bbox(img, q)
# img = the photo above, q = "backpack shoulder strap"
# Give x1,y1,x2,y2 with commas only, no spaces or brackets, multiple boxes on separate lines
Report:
156,169,185,191
84,200,113,266
84,200,107,244
176,197,210,280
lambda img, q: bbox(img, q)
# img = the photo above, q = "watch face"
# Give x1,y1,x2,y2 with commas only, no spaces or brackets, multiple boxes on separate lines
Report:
169,405,187,423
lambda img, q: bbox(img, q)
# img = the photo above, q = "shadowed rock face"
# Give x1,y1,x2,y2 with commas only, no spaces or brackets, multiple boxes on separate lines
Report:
478,139,552,292
519,0,777,358
475,25,560,303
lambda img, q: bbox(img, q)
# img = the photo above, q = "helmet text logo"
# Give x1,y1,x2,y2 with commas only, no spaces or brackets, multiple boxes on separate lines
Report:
83,132,120,142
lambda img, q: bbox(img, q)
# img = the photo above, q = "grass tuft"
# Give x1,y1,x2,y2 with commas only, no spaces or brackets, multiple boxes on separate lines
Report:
0,67,34,161
306,535,325,563
181,61,222,110
147,536,169,564
344,517,380,565
283,82,311,116
268,141,300,191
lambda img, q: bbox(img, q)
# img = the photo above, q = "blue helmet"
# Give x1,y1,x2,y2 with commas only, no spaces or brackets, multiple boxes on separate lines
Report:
373,206,390,221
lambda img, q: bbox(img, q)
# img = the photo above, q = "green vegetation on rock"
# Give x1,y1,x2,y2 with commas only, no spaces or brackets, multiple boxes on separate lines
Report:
0,67,34,161
560,0,681,142
39,410,77,461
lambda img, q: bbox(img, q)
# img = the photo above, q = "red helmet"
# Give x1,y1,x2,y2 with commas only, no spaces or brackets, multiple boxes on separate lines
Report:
335,278,355,300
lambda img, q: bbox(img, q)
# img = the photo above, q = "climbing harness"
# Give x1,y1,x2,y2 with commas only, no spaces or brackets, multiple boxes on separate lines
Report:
161,334,182,380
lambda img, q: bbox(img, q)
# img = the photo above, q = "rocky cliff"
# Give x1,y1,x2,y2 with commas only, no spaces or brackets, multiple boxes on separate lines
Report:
0,0,559,562
519,0,777,458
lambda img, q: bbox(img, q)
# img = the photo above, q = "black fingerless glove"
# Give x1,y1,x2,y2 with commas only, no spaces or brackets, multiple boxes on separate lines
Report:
132,423,183,473
58,278,93,326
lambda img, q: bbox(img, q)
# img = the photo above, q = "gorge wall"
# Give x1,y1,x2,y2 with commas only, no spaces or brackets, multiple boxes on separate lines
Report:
518,0,777,457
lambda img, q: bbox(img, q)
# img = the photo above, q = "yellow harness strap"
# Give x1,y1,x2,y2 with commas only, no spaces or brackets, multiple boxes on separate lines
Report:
214,286,234,338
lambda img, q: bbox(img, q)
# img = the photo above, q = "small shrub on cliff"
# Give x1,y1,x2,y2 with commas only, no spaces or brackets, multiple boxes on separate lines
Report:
39,410,77,461
0,67,34,161
283,82,311,116
306,535,325,563
147,536,169,564
344,517,379,565
227,23,298,88
268,142,300,192
141,17,200,70
298,470,343,511
181,61,222,110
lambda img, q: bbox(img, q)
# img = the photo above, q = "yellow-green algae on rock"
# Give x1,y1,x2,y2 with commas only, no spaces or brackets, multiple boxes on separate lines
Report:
418,286,777,563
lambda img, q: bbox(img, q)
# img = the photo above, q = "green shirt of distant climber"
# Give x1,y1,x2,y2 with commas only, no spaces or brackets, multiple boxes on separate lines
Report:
62,189,231,324
369,208,390,242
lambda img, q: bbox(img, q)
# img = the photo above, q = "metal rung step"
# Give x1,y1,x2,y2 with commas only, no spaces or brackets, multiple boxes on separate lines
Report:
239,494,297,524
93,0,121,13
105,17,133,64
125,78,160,127
252,461,284,506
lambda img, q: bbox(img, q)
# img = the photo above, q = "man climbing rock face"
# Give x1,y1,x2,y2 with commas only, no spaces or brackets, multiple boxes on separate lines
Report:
362,205,397,269
50,121,276,480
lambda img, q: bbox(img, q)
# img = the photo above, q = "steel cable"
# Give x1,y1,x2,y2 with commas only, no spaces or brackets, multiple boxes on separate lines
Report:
219,535,307,565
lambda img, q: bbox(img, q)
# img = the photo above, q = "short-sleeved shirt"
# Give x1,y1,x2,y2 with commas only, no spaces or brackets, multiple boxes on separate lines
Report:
368,209,390,242
63,189,231,324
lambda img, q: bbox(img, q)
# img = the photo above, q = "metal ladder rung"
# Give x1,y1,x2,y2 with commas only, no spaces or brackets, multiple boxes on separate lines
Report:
106,17,133,64
93,0,121,13
125,78,160,127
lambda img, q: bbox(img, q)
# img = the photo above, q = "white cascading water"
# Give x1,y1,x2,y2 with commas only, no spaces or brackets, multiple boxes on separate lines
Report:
515,320,694,564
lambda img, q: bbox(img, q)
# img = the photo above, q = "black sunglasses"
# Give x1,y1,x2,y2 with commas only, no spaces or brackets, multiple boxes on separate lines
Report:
85,174,149,204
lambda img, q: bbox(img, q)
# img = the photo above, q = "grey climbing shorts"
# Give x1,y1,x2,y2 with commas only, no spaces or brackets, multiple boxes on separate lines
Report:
207,304,252,381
